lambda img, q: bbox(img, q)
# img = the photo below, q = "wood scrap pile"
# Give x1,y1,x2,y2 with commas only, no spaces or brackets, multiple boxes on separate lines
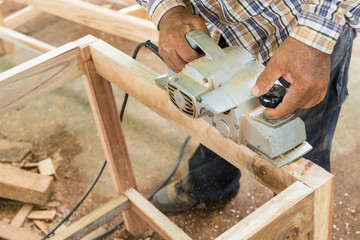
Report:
0,137,62,239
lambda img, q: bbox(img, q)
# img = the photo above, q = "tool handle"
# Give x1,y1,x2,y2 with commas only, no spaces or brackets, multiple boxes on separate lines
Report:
259,84,287,108
185,30,226,60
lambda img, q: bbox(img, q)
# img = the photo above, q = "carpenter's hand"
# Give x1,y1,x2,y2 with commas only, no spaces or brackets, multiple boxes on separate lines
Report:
251,37,331,118
158,7,209,72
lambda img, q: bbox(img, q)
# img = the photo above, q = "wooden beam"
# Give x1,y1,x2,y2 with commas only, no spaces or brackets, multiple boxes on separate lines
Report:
0,221,41,240
285,158,334,239
13,0,158,43
124,188,191,240
49,195,130,240
88,40,297,194
216,181,314,239
0,41,83,115
3,6,43,29
80,46,147,235
0,26,55,54
0,9,14,55
118,5,150,20
0,164,53,205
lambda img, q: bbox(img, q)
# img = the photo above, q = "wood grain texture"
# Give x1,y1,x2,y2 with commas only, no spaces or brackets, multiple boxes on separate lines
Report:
216,181,314,240
118,5,150,20
80,46,147,235
0,221,41,240
124,188,191,240
3,6,43,29
0,42,83,115
0,26,55,54
13,0,158,43
0,10,14,55
49,195,130,240
0,163,53,205
10,204,33,228
89,40,297,194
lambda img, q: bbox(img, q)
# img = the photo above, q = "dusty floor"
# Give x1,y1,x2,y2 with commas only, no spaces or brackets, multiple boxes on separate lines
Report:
0,1,359,240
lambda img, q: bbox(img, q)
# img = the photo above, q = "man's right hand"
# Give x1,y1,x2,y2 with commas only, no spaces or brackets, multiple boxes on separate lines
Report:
158,7,209,73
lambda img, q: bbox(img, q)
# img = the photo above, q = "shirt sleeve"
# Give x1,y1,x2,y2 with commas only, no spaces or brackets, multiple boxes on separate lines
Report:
135,0,186,29
290,0,360,54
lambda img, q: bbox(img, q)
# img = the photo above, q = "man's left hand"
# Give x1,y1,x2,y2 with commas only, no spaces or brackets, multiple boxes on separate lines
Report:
250,37,331,119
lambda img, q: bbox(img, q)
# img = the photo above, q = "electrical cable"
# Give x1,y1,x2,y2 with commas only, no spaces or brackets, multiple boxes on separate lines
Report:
41,159,107,240
120,40,163,122
91,135,191,240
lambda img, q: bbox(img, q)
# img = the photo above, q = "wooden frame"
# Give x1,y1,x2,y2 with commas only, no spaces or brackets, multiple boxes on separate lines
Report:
0,35,334,240
0,0,157,55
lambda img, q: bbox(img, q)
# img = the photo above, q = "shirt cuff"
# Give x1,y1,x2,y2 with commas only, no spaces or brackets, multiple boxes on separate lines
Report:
290,11,344,54
149,0,186,29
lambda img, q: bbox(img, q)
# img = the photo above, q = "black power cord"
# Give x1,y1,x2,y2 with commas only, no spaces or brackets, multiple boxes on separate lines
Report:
41,159,107,240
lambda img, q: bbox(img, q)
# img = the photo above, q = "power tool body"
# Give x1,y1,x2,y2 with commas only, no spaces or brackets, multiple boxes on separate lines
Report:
156,30,312,167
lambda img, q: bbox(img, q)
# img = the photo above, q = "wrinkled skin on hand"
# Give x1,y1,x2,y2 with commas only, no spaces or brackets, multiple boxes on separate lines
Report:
158,6,210,73
251,37,331,119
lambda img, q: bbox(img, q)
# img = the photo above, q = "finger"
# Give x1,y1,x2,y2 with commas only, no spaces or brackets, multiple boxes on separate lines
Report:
169,51,188,73
251,60,282,97
264,88,303,118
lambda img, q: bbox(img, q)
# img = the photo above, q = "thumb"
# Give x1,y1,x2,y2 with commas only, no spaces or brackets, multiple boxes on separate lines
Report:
251,61,282,97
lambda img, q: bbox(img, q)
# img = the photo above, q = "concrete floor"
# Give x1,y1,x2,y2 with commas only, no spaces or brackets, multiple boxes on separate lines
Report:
0,11,359,239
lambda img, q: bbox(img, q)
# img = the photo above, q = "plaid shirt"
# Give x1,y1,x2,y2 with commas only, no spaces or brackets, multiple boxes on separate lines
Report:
136,0,360,63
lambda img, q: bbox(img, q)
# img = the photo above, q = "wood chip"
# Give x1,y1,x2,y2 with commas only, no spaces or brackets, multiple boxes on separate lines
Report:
38,158,57,178
22,162,39,168
28,210,56,221
33,220,48,235
11,204,33,228
0,139,33,163
81,227,106,240
46,201,60,208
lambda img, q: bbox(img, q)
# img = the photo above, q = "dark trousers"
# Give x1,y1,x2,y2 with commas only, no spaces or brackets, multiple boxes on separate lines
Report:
186,27,357,202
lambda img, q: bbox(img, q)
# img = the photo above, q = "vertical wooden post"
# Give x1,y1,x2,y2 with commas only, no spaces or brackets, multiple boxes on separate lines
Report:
79,46,147,235
0,7,14,55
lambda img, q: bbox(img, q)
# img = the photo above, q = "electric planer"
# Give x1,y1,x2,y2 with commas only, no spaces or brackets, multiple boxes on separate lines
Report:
156,30,312,167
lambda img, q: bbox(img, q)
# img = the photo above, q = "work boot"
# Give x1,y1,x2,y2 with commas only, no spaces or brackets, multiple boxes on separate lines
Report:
153,175,198,213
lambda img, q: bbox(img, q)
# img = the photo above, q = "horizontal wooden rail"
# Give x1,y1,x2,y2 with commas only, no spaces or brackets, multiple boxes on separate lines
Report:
13,0,158,43
0,41,83,115
3,6,43,29
0,26,55,54
124,188,192,240
49,195,130,240
217,181,314,239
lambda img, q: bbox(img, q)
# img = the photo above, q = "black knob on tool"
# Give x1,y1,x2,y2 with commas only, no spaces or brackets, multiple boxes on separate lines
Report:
259,84,287,108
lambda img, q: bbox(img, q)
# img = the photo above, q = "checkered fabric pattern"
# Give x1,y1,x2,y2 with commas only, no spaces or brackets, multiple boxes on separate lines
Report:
136,0,360,63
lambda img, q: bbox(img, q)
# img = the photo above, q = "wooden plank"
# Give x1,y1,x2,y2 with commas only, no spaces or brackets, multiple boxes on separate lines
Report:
124,188,191,240
0,221,41,240
80,46,147,235
13,0,158,43
11,204,33,228
0,41,84,115
118,5,150,20
49,195,130,240
0,26,55,54
216,181,314,239
28,210,57,221
3,6,43,29
0,10,14,55
0,163,53,205
88,40,298,194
